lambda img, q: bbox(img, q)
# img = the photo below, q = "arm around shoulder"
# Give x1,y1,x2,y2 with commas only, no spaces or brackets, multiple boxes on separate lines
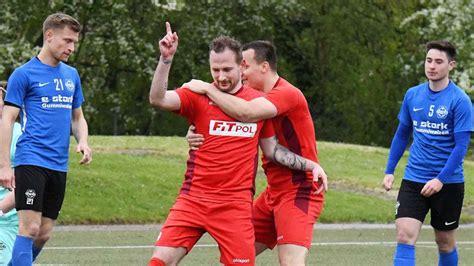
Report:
206,86,277,122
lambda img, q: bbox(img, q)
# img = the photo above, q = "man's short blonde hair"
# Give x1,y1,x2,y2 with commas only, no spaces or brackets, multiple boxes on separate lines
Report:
43,13,82,34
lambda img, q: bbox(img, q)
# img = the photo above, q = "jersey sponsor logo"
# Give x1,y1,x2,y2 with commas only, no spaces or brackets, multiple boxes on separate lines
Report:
209,120,257,137
41,95,73,109
65,79,75,92
444,220,456,226
436,106,448,119
25,189,36,205
412,120,449,135
38,82,50,87
413,107,423,112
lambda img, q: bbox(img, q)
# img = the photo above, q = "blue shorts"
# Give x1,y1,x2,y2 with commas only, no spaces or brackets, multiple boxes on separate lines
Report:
0,225,18,264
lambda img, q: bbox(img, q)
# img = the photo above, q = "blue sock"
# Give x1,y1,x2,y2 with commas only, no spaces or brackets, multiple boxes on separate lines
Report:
11,235,33,266
394,243,415,266
32,244,43,262
439,247,458,266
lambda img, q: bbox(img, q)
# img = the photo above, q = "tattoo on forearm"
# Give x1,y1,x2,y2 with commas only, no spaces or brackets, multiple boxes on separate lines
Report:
273,144,307,171
161,57,172,65
162,81,168,91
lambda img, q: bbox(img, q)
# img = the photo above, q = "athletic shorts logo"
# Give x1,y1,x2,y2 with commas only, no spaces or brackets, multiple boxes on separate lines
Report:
209,120,257,137
395,201,400,215
232,258,250,264
25,189,36,205
65,79,75,92
444,221,456,226
436,106,448,119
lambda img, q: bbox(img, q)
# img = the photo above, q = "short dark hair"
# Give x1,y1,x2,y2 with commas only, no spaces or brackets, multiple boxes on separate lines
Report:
242,41,277,71
209,36,242,64
43,13,82,34
426,40,456,61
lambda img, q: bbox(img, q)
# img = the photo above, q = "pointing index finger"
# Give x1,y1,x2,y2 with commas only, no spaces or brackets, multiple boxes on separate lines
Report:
165,21,172,35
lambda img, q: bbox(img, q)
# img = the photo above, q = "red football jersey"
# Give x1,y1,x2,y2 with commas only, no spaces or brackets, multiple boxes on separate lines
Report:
175,85,274,202
262,78,319,189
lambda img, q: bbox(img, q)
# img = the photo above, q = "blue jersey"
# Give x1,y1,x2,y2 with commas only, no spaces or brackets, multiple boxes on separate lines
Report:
0,122,22,226
399,81,473,183
5,57,84,172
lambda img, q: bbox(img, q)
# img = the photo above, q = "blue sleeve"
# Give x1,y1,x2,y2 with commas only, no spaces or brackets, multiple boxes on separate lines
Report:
453,96,473,133
436,131,471,183
385,123,412,174
72,69,84,109
5,68,28,107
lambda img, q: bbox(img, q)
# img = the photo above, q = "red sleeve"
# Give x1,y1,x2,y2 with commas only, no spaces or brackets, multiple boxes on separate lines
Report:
259,119,275,139
264,86,300,116
174,87,196,120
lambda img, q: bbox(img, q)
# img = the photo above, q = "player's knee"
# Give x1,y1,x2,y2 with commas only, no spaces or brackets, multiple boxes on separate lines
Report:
35,232,51,246
19,222,41,238
279,254,305,266
396,229,417,244
435,235,455,252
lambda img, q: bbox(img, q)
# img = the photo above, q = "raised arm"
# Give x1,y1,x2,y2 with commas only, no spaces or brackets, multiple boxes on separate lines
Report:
259,136,328,194
149,22,181,111
183,79,276,122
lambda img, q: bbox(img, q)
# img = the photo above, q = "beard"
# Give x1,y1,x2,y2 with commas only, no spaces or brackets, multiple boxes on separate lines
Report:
215,79,238,93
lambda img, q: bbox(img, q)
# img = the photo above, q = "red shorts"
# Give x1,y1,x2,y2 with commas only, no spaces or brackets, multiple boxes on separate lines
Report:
156,194,255,265
253,186,324,249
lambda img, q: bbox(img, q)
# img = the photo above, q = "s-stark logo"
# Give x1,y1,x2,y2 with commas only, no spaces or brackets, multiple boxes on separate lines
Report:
209,120,257,137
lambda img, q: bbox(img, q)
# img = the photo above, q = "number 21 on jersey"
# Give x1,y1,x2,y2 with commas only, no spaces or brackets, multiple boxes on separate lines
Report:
54,79,64,91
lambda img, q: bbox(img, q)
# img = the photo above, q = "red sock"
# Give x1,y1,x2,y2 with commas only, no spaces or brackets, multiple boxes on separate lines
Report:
148,257,166,266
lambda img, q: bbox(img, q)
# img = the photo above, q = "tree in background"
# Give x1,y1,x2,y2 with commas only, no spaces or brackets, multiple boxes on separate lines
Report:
400,0,473,92
0,0,469,146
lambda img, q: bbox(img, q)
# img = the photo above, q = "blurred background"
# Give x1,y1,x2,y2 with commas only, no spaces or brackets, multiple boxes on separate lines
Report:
0,0,472,147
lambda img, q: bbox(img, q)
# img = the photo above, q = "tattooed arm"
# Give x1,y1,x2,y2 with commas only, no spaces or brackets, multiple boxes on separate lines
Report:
149,22,181,111
259,136,328,193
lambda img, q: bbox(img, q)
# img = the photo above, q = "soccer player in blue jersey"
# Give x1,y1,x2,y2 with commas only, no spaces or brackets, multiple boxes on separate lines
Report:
383,40,473,266
0,13,92,265
0,85,22,265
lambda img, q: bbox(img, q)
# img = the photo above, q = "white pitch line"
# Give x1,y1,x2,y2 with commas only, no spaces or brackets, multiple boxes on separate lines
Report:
43,241,474,250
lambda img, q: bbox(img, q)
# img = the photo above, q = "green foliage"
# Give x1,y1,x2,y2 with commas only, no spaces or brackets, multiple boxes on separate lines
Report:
0,1,470,146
